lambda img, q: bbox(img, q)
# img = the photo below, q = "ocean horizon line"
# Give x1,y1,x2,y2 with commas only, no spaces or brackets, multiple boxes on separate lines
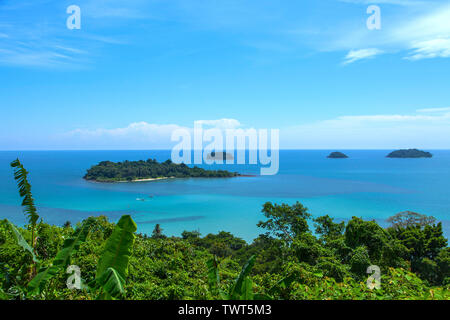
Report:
1,148,449,152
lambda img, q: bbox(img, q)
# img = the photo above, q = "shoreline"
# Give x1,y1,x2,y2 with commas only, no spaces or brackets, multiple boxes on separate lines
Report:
118,177,174,183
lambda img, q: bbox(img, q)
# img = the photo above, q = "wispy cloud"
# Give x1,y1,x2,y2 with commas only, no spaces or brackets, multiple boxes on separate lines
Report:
343,48,383,64
406,38,450,60
417,107,450,113
283,107,450,149
195,119,242,129
62,119,243,149
0,0,134,68
321,1,450,63
0,47,81,68
339,0,427,6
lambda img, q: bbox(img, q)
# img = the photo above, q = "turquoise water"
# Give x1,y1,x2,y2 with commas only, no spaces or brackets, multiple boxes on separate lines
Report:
0,150,449,242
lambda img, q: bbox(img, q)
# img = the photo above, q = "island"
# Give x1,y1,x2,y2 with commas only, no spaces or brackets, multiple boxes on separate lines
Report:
207,151,234,161
386,149,432,158
83,159,239,182
327,151,348,159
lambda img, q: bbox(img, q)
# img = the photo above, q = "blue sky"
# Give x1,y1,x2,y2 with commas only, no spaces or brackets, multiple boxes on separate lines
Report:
0,0,449,149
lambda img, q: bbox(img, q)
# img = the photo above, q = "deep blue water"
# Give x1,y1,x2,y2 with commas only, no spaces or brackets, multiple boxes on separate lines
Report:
0,150,449,242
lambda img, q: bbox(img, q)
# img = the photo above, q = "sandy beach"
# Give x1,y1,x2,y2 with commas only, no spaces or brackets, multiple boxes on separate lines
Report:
118,177,174,183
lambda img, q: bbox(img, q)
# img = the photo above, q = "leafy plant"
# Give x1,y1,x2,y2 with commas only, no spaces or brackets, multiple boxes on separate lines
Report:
10,159,39,278
207,255,296,300
27,217,95,295
93,215,137,300
5,220,39,264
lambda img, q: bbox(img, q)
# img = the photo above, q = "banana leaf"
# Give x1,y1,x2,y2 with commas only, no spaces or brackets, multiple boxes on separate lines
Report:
96,267,125,300
206,256,220,296
229,255,255,299
95,215,136,299
5,220,39,263
27,217,94,294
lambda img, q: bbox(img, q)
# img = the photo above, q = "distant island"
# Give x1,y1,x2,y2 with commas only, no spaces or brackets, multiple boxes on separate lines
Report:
386,149,432,158
207,151,234,161
84,159,239,182
327,151,348,159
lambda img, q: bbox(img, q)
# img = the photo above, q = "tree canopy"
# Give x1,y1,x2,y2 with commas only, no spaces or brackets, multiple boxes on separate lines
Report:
84,159,239,182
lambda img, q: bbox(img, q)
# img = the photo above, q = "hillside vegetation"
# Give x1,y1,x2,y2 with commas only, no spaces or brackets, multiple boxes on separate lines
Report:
1,159,448,300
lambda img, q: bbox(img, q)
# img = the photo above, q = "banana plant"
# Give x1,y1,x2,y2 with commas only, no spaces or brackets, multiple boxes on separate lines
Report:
6,160,137,300
207,255,298,300
10,159,39,278
27,217,95,295
92,215,137,300
207,255,261,300
5,220,39,264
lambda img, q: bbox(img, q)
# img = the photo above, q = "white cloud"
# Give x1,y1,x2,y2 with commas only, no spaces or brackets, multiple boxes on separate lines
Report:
406,37,450,60
417,107,450,113
61,112,450,150
63,119,244,149
339,0,427,5
391,4,450,43
0,48,78,68
195,119,242,129
343,48,383,64
67,122,187,147
331,2,450,63
283,108,450,149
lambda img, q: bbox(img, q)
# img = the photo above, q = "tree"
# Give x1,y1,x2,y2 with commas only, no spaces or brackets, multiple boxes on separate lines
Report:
388,222,448,284
344,217,389,262
349,246,371,277
257,202,311,242
387,211,436,229
181,230,201,240
314,215,345,240
151,224,165,239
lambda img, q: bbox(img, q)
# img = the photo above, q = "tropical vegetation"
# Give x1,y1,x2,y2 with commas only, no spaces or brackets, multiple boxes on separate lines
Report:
84,159,239,182
0,159,448,300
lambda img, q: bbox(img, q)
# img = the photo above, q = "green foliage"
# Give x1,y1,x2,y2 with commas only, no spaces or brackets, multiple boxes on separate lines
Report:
96,267,125,300
10,159,39,228
95,215,137,299
1,176,448,301
387,211,436,229
5,220,39,263
83,159,238,182
257,201,311,242
229,255,256,300
151,224,166,239
388,222,448,285
27,217,95,295
345,217,389,261
349,246,371,277
314,215,345,241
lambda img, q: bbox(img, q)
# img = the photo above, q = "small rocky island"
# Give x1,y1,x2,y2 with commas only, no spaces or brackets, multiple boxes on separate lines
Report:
327,152,349,159
386,149,432,158
207,151,234,161
84,159,239,182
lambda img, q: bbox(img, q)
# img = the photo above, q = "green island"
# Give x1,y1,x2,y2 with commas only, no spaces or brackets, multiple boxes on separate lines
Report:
0,159,449,300
83,159,239,182
327,151,349,159
387,149,433,158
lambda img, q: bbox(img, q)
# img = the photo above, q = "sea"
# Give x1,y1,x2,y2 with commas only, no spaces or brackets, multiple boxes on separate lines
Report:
0,150,449,242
